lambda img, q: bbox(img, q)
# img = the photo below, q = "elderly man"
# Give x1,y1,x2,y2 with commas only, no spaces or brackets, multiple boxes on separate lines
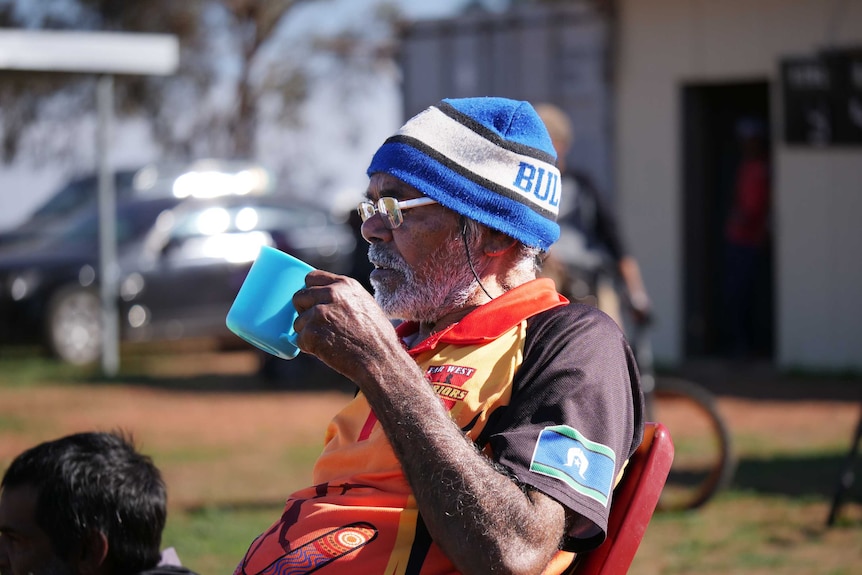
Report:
0,431,197,575
237,97,643,575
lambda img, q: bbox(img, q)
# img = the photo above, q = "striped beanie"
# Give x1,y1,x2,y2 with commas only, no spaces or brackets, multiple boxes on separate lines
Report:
366,97,562,251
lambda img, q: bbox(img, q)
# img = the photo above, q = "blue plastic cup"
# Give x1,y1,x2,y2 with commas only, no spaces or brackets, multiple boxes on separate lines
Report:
226,245,315,360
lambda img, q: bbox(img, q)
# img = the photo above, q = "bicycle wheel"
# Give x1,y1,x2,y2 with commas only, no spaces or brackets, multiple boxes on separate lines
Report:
647,376,735,511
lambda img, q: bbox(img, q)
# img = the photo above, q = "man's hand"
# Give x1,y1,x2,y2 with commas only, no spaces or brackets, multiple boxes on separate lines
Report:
618,256,652,326
291,270,405,382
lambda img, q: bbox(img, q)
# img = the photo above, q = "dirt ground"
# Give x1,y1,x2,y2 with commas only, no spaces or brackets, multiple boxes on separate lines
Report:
2,346,859,575
669,358,861,446
1,346,860,510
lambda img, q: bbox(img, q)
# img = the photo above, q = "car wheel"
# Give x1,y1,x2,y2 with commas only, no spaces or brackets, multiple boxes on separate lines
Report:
46,286,102,365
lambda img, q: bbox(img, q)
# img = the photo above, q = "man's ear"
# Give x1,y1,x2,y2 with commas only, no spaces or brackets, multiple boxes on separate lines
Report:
483,228,519,257
74,529,110,575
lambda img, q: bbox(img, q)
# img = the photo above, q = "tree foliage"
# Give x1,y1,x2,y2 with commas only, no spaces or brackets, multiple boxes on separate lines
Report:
0,0,327,164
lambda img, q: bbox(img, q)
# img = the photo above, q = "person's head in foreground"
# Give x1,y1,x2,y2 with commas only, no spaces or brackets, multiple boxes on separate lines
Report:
0,431,168,575
360,96,562,324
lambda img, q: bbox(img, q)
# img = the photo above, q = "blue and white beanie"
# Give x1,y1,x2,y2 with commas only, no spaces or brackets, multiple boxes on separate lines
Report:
366,97,562,251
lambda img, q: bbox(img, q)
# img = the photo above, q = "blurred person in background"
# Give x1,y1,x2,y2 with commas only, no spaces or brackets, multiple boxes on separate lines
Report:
534,103,652,329
235,97,643,575
722,117,771,358
0,431,197,575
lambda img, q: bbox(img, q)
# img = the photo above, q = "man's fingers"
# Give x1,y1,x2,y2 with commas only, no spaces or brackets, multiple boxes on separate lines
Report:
293,271,338,312
304,269,340,286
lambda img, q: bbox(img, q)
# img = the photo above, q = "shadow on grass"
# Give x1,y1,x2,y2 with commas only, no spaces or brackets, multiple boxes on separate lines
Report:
731,452,862,502
46,351,358,395
94,355,358,395
0,343,358,394
179,499,287,514
662,360,862,402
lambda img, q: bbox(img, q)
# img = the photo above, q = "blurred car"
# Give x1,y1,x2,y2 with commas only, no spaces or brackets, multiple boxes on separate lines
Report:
0,192,355,365
0,158,274,249
0,196,184,362
0,169,140,249
131,158,275,200
117,194,355,348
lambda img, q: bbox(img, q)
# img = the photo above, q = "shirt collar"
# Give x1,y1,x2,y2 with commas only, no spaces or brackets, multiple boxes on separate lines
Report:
395,278,567,355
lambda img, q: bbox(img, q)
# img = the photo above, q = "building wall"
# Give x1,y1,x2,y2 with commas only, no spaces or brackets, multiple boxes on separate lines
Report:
398,3,615,194
615,0,862,371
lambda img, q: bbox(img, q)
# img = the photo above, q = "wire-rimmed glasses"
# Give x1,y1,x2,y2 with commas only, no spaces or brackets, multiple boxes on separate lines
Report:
357,197,438,229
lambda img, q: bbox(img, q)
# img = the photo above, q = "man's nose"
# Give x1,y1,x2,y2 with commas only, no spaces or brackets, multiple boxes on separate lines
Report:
360,213,393,244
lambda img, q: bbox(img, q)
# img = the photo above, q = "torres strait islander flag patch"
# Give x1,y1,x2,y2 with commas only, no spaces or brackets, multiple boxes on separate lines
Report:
529,425,616,507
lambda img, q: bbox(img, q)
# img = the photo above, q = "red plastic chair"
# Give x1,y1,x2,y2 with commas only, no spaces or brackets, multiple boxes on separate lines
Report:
566,422,674,575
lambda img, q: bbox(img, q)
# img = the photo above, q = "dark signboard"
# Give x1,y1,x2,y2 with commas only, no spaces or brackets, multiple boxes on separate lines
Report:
825,48,862,145
781,47,862,146
781,57,833,145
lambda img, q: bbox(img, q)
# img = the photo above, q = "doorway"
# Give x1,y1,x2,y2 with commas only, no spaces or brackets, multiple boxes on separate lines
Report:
682,81,774,360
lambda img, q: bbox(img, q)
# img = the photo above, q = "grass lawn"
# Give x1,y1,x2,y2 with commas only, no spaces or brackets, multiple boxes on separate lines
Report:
0,345,860,574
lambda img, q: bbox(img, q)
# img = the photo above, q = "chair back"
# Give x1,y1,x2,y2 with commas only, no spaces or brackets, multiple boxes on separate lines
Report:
566,422,674,575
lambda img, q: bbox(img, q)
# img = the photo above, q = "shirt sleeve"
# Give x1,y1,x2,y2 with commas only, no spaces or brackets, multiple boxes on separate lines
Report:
480,303,644,552
575,171,627,262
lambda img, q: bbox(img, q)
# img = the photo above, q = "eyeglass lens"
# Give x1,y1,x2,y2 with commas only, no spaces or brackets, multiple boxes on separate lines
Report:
357,197,403,229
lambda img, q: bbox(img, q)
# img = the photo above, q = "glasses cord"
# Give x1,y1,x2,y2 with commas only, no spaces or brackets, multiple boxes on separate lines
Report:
460,217,494,301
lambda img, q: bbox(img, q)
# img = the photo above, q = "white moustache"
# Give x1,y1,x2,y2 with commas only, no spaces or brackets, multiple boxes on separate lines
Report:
368,245,408,272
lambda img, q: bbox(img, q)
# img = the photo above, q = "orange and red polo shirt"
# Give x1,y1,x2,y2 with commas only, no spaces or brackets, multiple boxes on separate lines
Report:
236,278,643,575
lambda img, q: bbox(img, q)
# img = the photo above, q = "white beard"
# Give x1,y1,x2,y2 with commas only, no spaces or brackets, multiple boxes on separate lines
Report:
368,234,480,323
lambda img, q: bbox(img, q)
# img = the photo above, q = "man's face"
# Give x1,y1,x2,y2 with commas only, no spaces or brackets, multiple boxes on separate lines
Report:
362,173,481,322
0,486,74,575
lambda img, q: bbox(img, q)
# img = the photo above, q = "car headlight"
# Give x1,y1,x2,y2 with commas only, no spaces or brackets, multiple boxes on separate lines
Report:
127,304,149,328
120,273,145,301
6,269,41,301
78,264,96,287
